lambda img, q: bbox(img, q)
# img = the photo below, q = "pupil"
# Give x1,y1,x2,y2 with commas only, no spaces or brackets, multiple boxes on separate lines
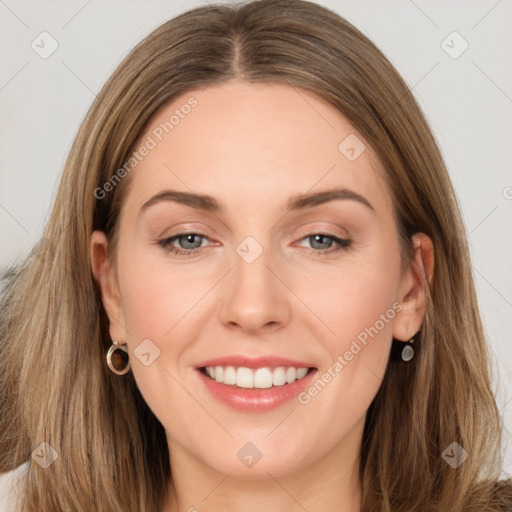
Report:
313,235,330,249
182,234,200,249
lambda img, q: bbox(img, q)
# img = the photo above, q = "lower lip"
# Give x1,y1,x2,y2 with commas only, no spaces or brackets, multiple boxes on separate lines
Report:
196,368,317,412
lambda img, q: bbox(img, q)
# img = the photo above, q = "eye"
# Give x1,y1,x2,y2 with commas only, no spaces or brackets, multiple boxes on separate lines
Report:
158,232,210,256
158,231,352,257
296,233,352,255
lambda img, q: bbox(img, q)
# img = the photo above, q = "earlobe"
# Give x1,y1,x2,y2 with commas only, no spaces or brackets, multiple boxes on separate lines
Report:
90,230,127,342
392,232,434,341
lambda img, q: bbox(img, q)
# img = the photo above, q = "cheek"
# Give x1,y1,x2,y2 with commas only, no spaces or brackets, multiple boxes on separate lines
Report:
114,247,201,420
290,261,400,454
116,242,201,340
307,240,402,402
309,253,400,347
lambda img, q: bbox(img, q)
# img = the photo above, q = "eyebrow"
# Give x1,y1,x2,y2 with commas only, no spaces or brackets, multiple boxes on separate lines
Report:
139,187,375,215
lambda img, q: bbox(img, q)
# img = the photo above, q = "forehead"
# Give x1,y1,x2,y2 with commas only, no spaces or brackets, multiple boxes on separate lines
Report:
124,80,392,215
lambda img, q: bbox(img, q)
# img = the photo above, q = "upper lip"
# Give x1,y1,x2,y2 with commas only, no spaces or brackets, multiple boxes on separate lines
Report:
195,355,316,370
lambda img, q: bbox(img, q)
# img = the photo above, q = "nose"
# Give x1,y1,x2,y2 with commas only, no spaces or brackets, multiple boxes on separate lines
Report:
218,243,291,335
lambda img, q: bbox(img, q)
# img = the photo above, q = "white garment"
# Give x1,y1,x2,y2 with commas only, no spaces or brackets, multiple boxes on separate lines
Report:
0,464,28,512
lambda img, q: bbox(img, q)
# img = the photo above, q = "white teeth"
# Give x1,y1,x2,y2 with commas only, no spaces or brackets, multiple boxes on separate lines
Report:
223,366,237,385
286,367,296,383
296,367,308,379
203,365,311,388
272,367,287,386
236,367,253,388
253,368,273,388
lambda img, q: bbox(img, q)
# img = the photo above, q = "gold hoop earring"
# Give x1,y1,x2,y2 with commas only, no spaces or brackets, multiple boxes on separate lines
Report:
106,341,131,375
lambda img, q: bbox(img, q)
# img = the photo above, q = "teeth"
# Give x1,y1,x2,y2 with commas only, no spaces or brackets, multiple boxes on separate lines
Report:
203,365,311,388
236,367,254,388
296,367,308,379
224,366,237,385
286,367,296,383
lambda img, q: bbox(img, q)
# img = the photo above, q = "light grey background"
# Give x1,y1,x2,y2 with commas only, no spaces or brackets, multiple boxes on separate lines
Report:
1,0,511,477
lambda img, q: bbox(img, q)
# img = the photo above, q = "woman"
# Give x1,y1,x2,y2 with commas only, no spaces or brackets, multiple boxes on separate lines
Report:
1,0,511,510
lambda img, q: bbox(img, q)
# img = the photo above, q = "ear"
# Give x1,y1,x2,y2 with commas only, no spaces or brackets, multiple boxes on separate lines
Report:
90,230,127,342
392,232,434,341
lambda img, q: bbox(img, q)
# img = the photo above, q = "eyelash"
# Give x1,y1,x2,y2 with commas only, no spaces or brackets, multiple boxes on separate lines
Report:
158,231,352,257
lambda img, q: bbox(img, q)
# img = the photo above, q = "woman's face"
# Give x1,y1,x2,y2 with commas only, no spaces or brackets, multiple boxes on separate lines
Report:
94,80,422,479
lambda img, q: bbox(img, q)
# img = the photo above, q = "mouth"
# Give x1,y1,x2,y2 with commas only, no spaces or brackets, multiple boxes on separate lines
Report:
199,365,316,389
196,364,318,412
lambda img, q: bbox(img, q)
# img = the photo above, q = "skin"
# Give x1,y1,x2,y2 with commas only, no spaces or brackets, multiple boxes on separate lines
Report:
91,80,434,512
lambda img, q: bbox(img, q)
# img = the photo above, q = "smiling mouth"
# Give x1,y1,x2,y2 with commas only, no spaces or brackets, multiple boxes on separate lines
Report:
199,365,316,389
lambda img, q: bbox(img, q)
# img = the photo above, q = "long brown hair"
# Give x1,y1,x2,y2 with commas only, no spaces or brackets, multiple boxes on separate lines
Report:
1,1,511,510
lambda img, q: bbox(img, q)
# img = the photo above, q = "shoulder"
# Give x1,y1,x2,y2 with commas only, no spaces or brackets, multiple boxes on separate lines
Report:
0,464,28,512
